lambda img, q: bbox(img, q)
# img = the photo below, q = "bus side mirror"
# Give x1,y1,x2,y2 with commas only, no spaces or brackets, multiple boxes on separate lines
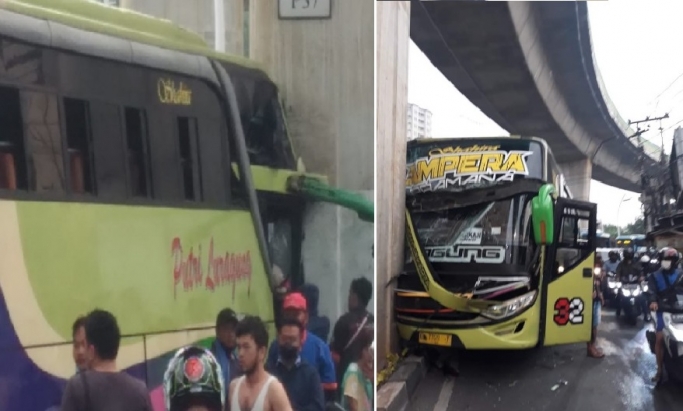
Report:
531,184,555,245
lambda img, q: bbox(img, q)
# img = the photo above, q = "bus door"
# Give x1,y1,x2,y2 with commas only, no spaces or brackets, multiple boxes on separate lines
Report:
541,198,596,346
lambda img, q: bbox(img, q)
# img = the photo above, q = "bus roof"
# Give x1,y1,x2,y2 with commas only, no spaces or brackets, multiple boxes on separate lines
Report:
616,234,645,240
1,0,268,73
581,230,610,238
408,136,550,149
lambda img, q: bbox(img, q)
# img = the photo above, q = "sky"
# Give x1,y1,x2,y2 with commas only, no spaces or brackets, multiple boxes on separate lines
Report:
407,0,683,229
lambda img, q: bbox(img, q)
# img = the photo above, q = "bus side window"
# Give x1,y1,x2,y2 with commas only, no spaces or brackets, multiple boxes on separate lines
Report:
555,212,591,277
89,102,128,200
0,86,28,190
21,91,66,193
63,98,96,195
177,117,203,202
124,107,153,199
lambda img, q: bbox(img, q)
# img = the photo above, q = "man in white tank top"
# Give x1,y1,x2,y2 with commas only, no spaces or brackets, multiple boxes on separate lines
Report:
229,316,292,411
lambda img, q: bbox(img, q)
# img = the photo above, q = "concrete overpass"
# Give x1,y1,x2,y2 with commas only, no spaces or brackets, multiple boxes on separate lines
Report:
410,0,661,197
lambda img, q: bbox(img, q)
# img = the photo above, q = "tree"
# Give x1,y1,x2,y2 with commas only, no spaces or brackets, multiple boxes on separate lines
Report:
622,217,645,235
602,224,619,237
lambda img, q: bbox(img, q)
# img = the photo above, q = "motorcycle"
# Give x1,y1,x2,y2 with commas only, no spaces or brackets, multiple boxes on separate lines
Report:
641,279,650,305
617,273,645,325
646,276,683,383
603,271,621,307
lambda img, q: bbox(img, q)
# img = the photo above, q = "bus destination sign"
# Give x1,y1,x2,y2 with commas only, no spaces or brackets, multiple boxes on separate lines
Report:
405,144,533,194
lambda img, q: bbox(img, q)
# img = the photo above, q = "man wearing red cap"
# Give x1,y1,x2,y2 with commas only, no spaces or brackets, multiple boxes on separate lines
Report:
266,291,337,402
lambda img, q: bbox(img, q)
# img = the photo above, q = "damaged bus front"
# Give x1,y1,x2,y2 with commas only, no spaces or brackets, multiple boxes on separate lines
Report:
395,137,597,350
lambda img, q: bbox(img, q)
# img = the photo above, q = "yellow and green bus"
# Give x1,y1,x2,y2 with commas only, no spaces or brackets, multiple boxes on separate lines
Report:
0,1,373,409
395,136,597,351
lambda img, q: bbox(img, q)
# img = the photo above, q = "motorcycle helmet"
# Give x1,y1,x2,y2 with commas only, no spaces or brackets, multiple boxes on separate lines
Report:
640,254,650,264
164,346,225,411
623,247,634,261
658,247,679,271
608,250,617,260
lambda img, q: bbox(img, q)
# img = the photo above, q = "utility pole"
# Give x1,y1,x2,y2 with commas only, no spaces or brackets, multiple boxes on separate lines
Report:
628,128,649,140
628,114,670,127
628,114,671,230
628,113,670,163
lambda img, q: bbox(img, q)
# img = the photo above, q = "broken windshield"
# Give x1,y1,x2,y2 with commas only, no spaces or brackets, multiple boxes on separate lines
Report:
408,194,536,268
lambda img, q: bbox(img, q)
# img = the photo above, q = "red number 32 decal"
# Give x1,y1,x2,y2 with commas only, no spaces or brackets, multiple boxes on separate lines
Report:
553,297,585,326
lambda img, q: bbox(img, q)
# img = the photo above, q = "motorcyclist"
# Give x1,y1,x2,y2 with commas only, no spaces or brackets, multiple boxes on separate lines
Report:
164,345,225,411
647,247,683,384
603,251,620,274
615,247,647,320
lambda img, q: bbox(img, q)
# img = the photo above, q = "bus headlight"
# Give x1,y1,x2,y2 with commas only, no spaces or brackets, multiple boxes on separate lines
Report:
481,290,537,320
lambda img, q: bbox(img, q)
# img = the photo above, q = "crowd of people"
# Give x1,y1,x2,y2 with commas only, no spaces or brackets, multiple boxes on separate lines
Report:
58,277,374,411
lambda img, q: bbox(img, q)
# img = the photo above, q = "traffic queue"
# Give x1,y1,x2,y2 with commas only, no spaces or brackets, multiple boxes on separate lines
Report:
593,246,683,384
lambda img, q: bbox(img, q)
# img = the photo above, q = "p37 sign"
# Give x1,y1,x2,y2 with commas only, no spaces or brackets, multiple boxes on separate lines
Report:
553,297,584,326
279,0,331,19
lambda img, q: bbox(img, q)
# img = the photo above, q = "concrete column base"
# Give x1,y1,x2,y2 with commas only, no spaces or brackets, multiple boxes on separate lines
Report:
302,192,374,323
376,1,411,368
120,0,244,56
559,158,592,202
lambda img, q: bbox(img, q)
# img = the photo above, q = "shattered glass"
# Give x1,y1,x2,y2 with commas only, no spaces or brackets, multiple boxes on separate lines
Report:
406,195,539,299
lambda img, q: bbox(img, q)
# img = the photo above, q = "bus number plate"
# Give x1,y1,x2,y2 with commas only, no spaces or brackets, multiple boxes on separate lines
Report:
418,332,452,347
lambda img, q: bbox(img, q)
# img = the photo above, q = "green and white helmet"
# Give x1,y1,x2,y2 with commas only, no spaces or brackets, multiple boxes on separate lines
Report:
163,345,225,411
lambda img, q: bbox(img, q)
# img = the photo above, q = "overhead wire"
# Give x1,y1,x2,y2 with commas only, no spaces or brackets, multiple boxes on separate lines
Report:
574,2,641,163
644,70,683,117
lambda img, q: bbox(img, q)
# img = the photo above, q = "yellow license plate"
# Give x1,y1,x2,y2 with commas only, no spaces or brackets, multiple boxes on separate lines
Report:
418,332,452,347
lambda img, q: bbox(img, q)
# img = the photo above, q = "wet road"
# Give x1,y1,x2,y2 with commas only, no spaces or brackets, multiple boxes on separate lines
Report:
409,307,683,411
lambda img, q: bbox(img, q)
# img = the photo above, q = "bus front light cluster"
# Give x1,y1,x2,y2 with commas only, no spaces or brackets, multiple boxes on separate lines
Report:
481,290,537,320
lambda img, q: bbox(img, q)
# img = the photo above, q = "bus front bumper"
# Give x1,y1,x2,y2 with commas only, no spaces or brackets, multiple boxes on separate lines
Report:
396,302,540,350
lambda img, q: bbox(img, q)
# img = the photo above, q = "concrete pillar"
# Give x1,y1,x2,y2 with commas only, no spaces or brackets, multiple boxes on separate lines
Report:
376,1,411,367
248,0,374,323
120,0,245,56
559,158,592,202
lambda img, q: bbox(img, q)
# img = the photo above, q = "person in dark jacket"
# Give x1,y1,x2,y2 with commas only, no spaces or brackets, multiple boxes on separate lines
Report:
329,277,373,397
647,247,682,383
266,292,338,402
269,318,325,411
211,308,242,400
300,283,330,342
615,247,646,319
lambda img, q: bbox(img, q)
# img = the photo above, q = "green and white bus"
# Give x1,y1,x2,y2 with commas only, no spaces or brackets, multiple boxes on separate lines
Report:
0,1,373,409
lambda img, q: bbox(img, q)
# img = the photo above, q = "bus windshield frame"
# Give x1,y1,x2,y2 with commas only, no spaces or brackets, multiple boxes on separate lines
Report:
407,192,538,274
403,138,551,298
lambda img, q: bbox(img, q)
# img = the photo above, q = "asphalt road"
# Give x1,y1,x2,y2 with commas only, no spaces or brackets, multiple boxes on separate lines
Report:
409,307,683,411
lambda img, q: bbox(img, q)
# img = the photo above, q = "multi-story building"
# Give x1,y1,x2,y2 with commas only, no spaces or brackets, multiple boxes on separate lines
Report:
406,103,432,140
648,126,683,249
